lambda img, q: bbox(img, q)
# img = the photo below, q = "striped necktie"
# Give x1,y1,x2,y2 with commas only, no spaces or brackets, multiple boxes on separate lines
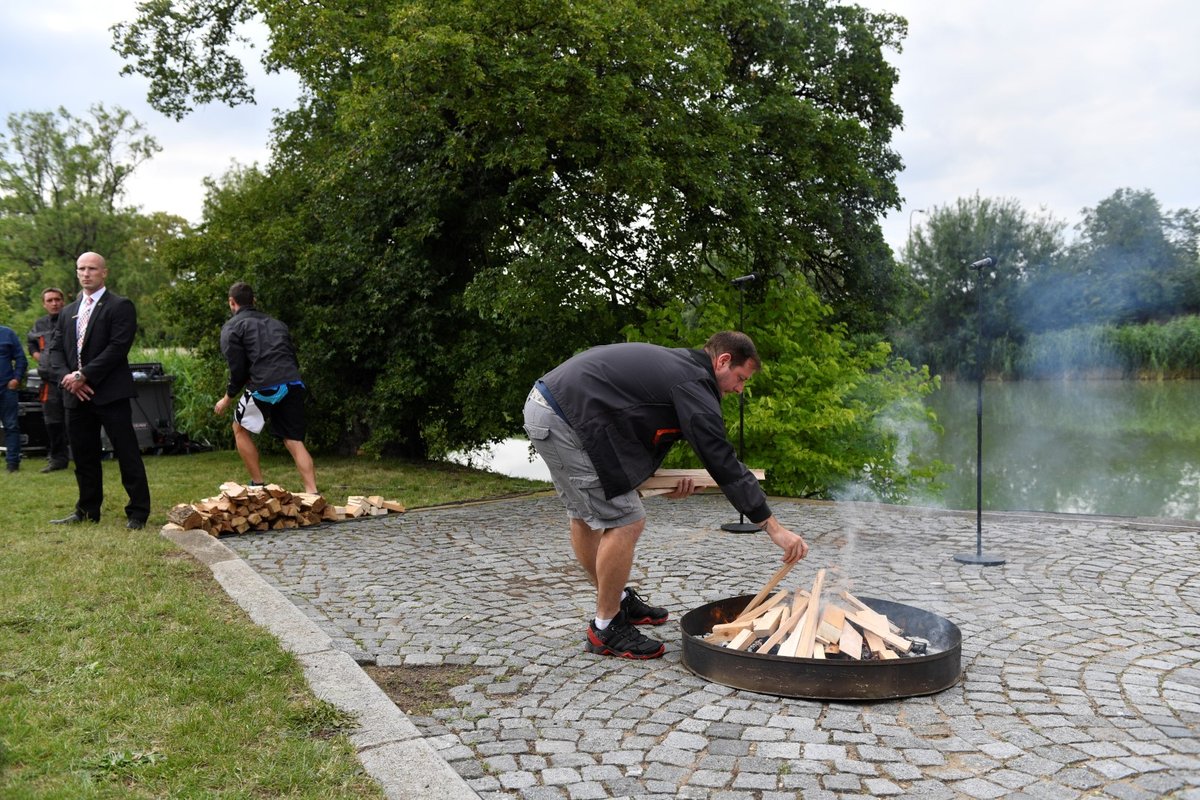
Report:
77,295,95,366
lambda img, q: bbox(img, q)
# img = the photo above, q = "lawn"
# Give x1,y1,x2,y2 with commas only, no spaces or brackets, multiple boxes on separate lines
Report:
0,448,547,798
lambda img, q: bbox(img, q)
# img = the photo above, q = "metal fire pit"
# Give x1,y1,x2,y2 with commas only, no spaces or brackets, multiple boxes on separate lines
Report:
680,594,962,701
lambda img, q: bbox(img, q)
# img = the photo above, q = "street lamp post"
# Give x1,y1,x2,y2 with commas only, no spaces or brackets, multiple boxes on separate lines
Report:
908,208,927,240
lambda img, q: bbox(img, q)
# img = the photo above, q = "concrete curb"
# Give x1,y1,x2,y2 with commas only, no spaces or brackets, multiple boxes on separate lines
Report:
161,527,480,800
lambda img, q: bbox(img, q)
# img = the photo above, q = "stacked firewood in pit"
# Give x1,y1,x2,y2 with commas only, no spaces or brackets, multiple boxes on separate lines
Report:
166,482,406,537
701,563,928,660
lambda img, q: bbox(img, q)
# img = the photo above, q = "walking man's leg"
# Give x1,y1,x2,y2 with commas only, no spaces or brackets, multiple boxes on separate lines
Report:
283,438,317,494
232,422,264,484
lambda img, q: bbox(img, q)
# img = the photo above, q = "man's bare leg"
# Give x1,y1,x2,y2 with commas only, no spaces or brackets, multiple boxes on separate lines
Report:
283,438,318,494
232,422,263,484
570,517,645,620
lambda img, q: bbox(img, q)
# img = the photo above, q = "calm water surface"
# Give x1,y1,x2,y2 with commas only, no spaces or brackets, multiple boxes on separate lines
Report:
925,380,1200,520
454,381,1200,521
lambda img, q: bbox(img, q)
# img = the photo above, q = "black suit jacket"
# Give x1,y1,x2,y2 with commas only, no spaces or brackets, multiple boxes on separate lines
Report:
51,290,138,408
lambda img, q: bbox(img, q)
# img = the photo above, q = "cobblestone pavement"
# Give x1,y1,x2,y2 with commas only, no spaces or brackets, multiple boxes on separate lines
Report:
224,494,1200,799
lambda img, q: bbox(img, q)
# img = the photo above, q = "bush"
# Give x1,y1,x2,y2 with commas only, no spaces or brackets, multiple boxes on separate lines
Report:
629,280,945,502
1015,316,1200,379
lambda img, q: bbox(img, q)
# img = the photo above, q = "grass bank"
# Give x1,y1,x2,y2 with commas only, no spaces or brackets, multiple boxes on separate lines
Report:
0,449,547,798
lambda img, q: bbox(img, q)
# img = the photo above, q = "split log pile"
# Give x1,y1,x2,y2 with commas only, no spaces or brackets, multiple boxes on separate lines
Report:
165,483,406,537
637,468,766,497
700,562,929,660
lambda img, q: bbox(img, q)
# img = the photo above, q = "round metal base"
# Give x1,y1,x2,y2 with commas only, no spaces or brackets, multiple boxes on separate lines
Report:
720,522,761,534
680,595,962,700
954,552,1006,566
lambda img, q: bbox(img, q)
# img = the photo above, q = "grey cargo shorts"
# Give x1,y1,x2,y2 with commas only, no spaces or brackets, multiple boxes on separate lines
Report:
523,387,645,531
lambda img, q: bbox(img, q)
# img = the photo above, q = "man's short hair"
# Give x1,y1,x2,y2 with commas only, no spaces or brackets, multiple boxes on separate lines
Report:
704,331,759,369
229,282,255,307
41,287,64,300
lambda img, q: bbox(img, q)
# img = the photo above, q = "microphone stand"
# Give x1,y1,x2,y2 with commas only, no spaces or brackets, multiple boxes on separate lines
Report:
722,274,762,534
955,256,1005,565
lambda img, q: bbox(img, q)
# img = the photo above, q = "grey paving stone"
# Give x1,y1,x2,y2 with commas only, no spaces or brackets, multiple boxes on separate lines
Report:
212,496,1200,800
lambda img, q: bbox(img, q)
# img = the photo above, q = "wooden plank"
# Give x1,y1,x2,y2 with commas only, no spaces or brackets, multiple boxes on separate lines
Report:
733,589,789,624
738,562,796,618
840,620,864,660
751,605,786,636
863,629,900,659
637,467,765,494
726,629,757,651
794,568,826,659
759,608,805,655
840,590,903,634
711,619,757,636
862,629,887,658
844,610,913,653
817,605,845,645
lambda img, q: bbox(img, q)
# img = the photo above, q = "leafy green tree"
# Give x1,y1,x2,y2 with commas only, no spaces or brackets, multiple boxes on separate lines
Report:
1024,188,1200,329
0,104,172,336
124,0,910,458
632,279,943,501
896,194,1065,377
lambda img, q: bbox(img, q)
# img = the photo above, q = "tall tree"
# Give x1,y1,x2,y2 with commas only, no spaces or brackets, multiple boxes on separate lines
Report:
1025,188,1200,328
0,104,163,330
896,194,1065,377
123,0,910,456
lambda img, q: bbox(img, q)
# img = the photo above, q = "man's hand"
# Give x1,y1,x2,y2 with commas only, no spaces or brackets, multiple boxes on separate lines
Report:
60,371,93,400
760,515,809,563
5,378,17,390
663,476,698,500
214,395,232,415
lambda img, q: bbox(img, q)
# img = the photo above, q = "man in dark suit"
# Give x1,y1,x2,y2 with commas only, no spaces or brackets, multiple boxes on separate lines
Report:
49,251,151,529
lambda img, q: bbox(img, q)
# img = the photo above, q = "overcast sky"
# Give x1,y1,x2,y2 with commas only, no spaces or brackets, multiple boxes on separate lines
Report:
2,1,1197,253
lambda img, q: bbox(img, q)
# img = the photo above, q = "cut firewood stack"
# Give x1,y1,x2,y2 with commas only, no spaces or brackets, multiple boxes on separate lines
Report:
637,468,766,497
700,562,929,660
165,482,406,537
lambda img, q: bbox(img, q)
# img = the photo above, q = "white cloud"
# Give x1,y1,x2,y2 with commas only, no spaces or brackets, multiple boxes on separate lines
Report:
2,0,1197,248
0,0,296,224
872,0,1200,247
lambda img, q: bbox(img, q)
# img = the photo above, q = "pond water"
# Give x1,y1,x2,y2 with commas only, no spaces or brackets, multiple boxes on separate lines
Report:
452,380,1200,521
923,379,1200,520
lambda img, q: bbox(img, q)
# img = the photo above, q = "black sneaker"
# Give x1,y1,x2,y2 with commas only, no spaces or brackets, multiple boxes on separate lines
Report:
585,612,666,659
621,586,669,625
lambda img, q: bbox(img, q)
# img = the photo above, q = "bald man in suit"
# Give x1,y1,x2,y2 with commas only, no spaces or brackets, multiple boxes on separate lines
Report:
49,252,151,529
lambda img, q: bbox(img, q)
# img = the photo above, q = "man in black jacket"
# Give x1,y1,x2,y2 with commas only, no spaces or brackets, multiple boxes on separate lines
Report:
214,282,317,494
26,287,70,472
50,253,151,528
524,331,808,659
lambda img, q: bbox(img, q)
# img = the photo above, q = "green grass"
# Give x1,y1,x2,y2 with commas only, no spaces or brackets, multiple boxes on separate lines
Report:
0,449,548,798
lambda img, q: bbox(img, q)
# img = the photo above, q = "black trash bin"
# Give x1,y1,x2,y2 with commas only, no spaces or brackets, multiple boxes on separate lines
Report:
100,362,177,454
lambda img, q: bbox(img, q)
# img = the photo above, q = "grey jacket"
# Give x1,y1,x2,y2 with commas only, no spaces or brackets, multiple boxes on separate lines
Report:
220,308,303,397
540,342,771,523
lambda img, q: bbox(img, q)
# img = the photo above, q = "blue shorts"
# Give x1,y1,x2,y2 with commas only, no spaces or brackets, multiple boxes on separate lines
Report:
522,387,644,531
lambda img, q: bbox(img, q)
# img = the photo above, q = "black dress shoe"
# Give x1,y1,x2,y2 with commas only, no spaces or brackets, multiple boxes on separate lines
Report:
40,462,68,473
51,513,97,524
126,518,146,530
